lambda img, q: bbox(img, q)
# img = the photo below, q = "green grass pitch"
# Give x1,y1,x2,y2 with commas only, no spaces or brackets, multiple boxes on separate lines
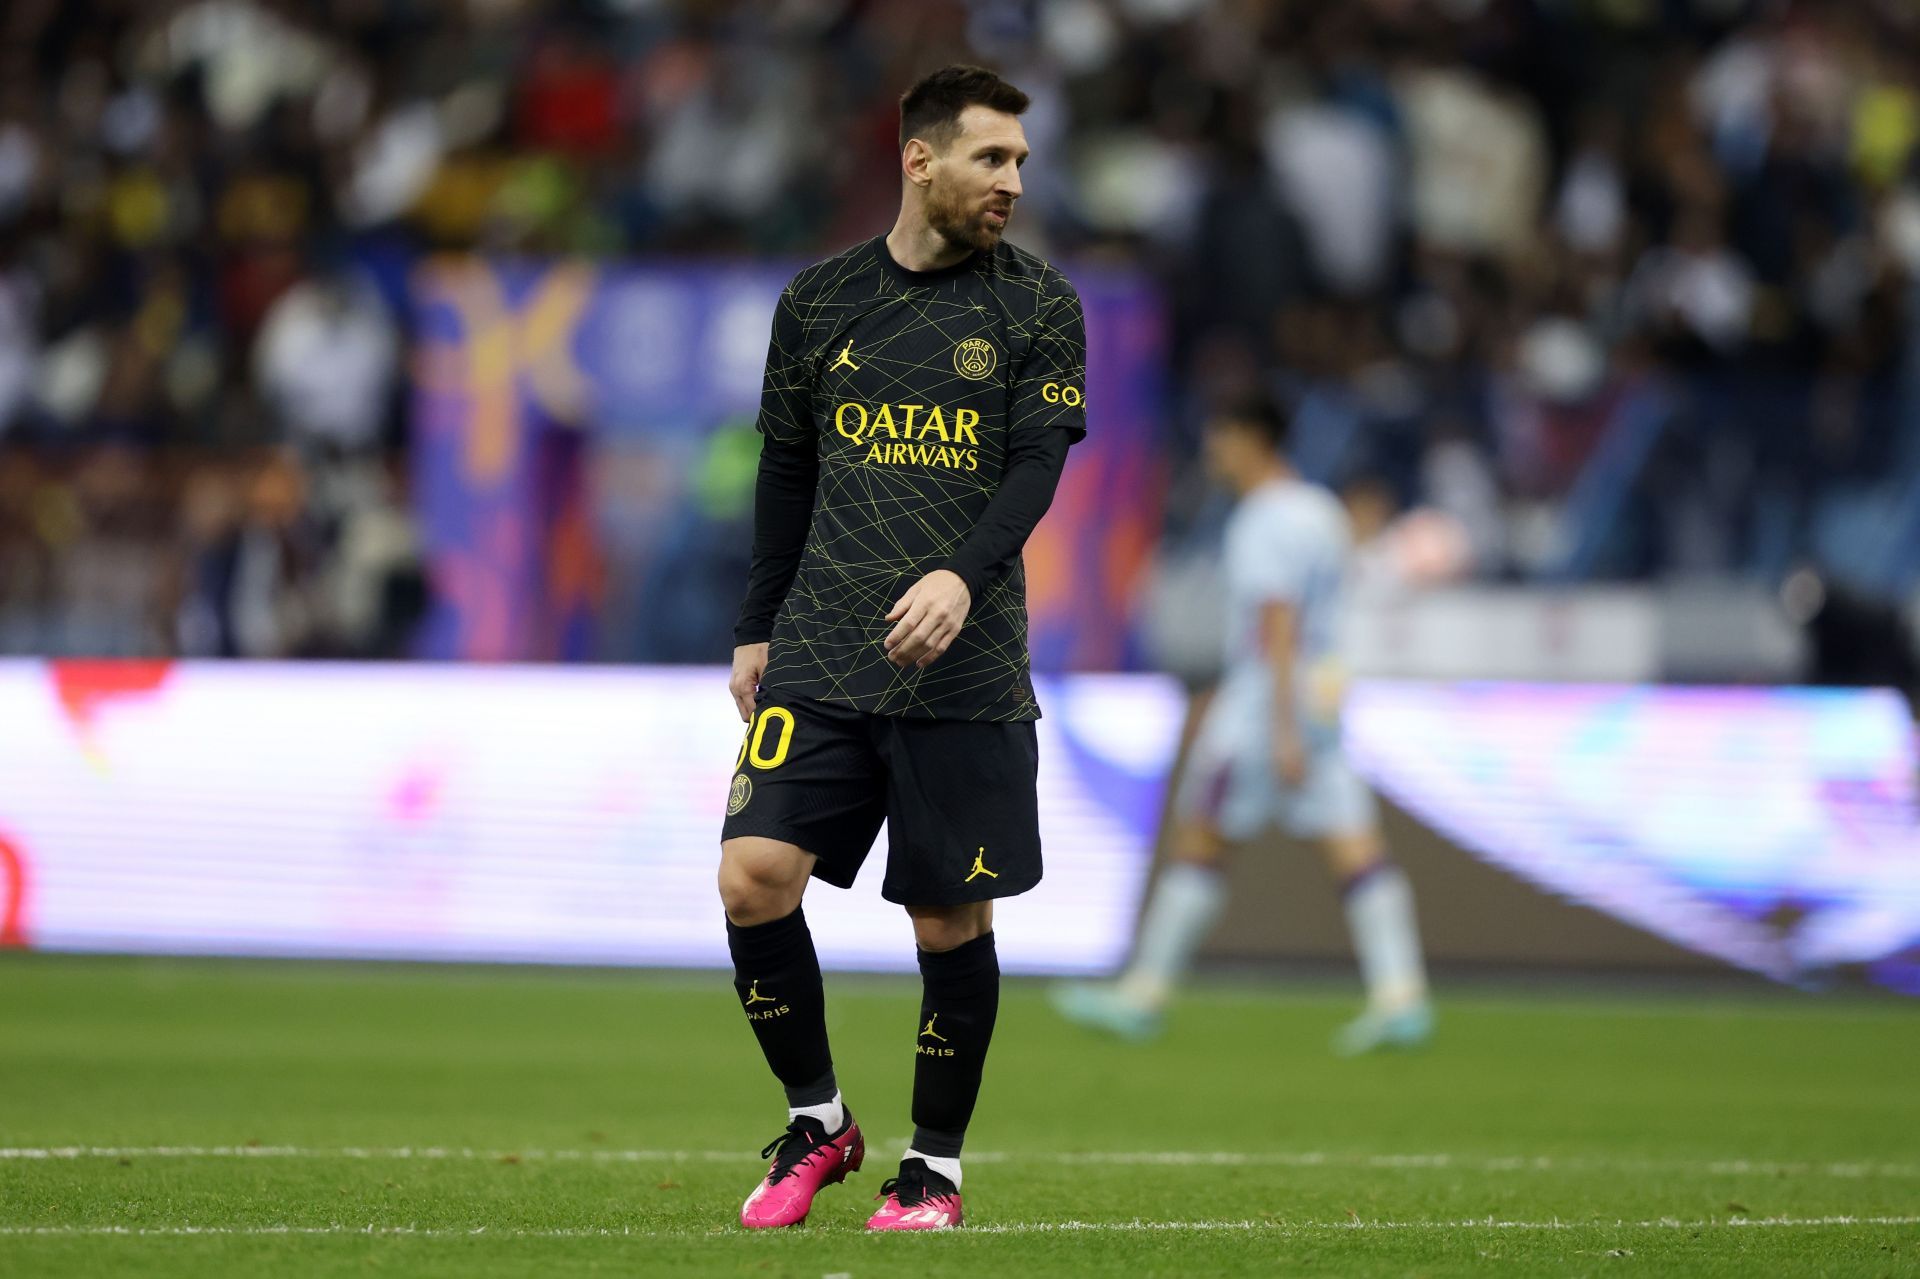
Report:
2,954,1917,1277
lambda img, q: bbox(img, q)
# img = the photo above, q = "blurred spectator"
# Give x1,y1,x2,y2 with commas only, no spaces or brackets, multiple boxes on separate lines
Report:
1399,61,1547,264
254,266,398,451
0,265,35,434
175,452,318,658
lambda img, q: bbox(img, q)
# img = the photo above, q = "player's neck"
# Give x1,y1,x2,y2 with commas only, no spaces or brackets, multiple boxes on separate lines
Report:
886,213,972,274
1236,459,1293,497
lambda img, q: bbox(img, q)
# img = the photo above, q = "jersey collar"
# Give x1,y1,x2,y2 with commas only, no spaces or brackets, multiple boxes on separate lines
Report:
872,235,981,286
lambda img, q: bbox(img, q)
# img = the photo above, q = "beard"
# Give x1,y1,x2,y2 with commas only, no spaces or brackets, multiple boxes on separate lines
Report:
927,179,1006,253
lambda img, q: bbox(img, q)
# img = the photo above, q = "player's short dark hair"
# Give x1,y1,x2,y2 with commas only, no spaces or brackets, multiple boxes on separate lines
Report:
1212,393,1290,450
899,65,1030,152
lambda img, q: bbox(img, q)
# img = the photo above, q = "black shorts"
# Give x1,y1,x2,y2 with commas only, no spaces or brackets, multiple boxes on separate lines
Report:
719,689,1042,906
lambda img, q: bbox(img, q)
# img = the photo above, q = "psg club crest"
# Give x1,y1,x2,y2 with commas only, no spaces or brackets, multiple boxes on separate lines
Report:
953,337,997,381
728,773,752,815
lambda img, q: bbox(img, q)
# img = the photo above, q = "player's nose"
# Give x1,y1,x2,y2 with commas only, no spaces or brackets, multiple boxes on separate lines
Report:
997,166,1022,200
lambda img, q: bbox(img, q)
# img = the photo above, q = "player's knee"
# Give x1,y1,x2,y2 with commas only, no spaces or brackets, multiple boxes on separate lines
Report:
1169,822,1226,868
1169,843,1223,870
907,903,992,952
717,841,809,925
718,865,800,926
1318,829,1384,880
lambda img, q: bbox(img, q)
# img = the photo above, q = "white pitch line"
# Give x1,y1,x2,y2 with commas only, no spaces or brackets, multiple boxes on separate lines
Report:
1,1146,1916,1180
1,1217,1918,1241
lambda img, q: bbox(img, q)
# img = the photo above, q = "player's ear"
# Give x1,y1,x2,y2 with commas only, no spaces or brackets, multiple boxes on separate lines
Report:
901,137,935,189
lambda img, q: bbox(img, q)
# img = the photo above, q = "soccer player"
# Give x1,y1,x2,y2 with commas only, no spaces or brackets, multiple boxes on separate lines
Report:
1051,397,1433,1054
717,65,1085,1231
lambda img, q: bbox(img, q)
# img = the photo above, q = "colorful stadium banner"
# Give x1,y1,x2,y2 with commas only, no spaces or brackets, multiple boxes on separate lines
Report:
0,661,1180,974
4,662,1912,989
1345,682,1920,993
410,258,1166,666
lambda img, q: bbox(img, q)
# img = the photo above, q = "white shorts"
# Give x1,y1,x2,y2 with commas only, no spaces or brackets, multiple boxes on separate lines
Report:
1173,695,1376,841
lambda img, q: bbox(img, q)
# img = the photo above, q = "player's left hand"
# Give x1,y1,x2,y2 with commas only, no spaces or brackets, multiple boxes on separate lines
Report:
883,570,972,668
1274,730,1308,788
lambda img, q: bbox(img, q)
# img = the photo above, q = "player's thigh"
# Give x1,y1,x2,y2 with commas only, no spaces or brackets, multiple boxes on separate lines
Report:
1277,747,1380,864
1172,706,1272,847
720,691,887,891
877,717,1041,906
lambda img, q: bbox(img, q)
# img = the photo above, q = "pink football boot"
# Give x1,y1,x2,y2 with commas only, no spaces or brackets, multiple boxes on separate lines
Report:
865,1158,963,1231
739,1112,865,1229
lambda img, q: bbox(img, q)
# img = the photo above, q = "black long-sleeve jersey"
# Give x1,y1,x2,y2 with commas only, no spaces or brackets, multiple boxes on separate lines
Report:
734,235,1087,721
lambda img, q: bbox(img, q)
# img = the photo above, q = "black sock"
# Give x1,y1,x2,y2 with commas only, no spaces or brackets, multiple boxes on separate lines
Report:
910,931,1000,1157
726,907,837,1110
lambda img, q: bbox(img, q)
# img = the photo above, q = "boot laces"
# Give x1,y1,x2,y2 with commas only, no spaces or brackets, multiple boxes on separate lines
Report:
759,1118,828,1185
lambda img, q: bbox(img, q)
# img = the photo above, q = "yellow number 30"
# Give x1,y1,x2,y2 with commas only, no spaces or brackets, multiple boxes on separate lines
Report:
736,706,796,771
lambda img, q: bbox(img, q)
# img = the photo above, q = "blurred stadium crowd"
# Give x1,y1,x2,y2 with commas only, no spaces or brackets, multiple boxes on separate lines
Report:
0,0,1916,657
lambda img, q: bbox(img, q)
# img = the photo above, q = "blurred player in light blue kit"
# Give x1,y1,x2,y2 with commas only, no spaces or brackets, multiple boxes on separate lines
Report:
1054,395,1432,1054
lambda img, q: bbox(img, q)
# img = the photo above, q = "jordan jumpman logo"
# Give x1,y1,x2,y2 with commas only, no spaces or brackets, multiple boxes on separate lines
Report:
965,847,998,882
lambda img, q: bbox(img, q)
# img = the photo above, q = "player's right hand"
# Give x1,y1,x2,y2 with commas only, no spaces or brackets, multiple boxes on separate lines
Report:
730,643,769,723
883,569,972,669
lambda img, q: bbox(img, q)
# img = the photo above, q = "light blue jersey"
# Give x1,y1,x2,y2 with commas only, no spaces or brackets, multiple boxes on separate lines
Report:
1177,474,1374,839
1218,476,1351,748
